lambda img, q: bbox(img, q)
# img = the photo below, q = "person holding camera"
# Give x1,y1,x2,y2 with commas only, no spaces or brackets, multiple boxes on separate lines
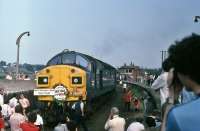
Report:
161,34,200,131
104,107,125,131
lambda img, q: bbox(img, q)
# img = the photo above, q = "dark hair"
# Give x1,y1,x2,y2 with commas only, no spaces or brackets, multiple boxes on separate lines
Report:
67,120,76,131
162,57,172,72
146,116,156,127
27,112,37,123
15,105,23,114
58,115,66,123
79,96,83,101
0,106,2,112
167,33,200,84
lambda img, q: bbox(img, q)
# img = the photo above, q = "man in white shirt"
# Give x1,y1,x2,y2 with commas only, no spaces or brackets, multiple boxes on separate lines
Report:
34,109,43,130
105,107,125,131
9,94,18,108
151,58,171,106
151,72,169,106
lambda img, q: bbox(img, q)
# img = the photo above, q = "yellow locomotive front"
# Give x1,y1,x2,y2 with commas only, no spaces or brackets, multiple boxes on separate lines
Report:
34,51,88,102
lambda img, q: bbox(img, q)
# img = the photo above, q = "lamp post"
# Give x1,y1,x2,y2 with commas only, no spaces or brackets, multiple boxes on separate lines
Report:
16,31,30,79
194,16,200,23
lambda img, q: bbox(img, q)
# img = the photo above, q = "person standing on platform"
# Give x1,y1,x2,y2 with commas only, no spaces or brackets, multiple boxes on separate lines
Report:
123,89,132,112
9,105,26,131
122,83,127,93
34,110,43,131
9,94,18,109
72,96,88,131
54,115,68,131
0,88,4,106
19,94,30,115
161,34,200,131
0,106,5,131
133,97,141,112
105,107,125,131
20,112,39,131
151,58,171,107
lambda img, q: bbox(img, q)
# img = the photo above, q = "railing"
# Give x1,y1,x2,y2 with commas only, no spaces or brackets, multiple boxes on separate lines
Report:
119,80,161,114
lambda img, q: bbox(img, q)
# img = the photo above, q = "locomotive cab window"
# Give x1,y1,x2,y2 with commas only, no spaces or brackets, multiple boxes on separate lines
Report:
62,53,75,64
47,55,61,66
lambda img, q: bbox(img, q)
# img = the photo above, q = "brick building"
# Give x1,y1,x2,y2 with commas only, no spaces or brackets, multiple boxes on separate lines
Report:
118,63,144,82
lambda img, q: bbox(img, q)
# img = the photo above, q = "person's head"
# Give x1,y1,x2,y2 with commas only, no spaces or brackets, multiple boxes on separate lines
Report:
20,94,24,99
15,105,23,114
27,112,37,123
167,33,200,91
67,120,76,131
162,57,172,72
58,115,67,124
79,96,83,101
146,116,156,127
25,75,28,79
34,109,41,115
110,107,119,116
12,93,17,98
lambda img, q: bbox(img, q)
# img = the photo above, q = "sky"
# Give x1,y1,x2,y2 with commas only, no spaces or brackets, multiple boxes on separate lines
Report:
0,0,200,68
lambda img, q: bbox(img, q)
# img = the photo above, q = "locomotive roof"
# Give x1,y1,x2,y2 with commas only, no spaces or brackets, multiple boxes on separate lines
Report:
48,50,116,70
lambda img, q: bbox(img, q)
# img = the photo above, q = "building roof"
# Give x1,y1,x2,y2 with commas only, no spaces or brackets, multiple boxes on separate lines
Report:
119,65,140,70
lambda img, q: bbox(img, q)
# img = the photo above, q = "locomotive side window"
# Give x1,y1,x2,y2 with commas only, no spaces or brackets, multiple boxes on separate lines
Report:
76,55,91,70
47,55,61,66
62,53,75,64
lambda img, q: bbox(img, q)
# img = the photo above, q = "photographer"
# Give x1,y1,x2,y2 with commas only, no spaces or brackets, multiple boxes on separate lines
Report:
162,34,200,131
104,107,125,131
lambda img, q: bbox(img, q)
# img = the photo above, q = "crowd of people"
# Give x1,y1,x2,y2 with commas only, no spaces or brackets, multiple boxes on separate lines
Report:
0,93,89,131
5,73,31,81
0,93,44,131
104,106,161,131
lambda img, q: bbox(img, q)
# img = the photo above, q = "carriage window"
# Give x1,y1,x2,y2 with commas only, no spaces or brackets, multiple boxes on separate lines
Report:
76,55,90,70
47,55,61,65
62,53,75,64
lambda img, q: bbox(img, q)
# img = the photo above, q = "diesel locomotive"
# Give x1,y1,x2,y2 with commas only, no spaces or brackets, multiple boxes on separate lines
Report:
34,49,116,105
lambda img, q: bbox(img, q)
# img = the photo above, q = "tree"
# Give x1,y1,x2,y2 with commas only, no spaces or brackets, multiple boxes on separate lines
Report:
0,61,6,66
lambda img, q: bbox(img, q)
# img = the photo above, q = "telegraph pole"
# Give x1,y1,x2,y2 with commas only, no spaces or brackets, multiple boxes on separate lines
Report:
160,50,167,66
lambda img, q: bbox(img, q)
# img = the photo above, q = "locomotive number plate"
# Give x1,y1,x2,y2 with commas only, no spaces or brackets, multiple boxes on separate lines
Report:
34,89,55,96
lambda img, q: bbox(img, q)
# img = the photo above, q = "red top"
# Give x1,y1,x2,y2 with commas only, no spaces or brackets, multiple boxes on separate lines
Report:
20,122,39,131
133,99,140,109
0,118,4,129
123,91,132,102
